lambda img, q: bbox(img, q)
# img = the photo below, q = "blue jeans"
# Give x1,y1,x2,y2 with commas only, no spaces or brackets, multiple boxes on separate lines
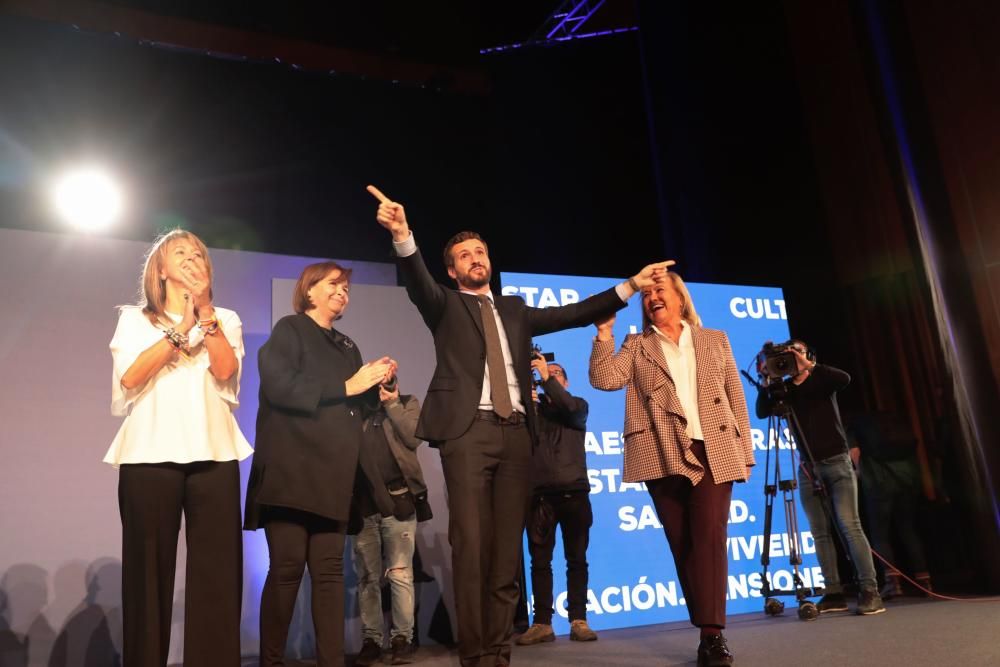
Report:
798,453,877,593
352,514,417,643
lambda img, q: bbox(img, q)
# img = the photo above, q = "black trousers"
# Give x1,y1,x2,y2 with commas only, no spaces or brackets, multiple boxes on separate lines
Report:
526,492,593,624
646,440,733,629
439,413,533,667
860,456,928,576
118,460,243,667
259,506,347,667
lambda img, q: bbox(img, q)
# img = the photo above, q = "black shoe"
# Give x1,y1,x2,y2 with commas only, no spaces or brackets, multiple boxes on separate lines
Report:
816,593,849,613
697,633,734,667
390,635,416,665
857,589,886,615
356,637,382,666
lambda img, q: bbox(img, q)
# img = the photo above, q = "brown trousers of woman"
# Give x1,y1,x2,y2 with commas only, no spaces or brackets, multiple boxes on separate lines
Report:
646,439,733,628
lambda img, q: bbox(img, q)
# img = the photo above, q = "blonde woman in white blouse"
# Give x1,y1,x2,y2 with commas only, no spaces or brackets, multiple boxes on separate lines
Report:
106,229,252,667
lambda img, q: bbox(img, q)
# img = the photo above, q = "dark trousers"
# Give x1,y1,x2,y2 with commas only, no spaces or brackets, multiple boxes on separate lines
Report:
259,507,347,667
860,457,928,576
118,460,243,667
646,440,733,629
526,492,593,624
439,414,533,667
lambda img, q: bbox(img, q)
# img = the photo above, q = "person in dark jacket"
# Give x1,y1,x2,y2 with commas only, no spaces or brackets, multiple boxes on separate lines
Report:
848,410,932,598
517,354,598,646
245,261,395,667
352,382,431,666
754,340,883,617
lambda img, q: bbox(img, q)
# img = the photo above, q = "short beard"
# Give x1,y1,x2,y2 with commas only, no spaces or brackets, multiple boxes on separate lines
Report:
458,266,491,289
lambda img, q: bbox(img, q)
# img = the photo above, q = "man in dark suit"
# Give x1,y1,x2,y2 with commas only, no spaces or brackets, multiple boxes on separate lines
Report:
367,185,672,667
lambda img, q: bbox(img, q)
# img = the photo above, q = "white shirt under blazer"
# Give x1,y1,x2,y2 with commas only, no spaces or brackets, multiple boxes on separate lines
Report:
105,305,253,466
652,321,704,441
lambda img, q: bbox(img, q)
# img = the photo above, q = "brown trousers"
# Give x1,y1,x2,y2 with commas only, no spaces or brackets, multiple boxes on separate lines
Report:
646,439,733,628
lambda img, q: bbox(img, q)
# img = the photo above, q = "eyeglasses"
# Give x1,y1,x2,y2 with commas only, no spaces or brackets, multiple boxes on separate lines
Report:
549,368,564,376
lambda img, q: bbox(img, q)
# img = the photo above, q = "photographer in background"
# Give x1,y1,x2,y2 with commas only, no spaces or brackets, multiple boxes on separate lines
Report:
754,340,884,616
848,410,932,598
517,350,599,646
352,376,432,666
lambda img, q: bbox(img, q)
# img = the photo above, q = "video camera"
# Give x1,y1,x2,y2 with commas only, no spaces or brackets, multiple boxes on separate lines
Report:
757,340,810,380
758,342,798,379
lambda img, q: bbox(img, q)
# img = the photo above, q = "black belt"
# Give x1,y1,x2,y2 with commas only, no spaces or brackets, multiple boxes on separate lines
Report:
476,409,526,425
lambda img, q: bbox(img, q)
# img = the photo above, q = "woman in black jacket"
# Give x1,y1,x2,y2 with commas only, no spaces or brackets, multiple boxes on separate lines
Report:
245,261,394,667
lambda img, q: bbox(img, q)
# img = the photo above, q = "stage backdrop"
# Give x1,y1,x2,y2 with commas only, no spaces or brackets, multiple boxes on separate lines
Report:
500,271,820,634
0,226,818,666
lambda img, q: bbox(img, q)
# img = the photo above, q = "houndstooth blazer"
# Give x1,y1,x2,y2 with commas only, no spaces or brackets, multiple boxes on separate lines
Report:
590,325,754,485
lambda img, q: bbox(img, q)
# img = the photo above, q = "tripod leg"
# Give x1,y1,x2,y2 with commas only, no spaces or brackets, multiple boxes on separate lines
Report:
760,415,779,596
783,489,818,621
760,491,775,598
760,414,784,616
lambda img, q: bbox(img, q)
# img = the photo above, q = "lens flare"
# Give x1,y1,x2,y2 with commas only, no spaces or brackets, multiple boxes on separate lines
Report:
52,167,124,231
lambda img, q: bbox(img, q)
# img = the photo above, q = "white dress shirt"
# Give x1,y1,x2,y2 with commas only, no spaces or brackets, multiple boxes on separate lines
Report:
104,305,253,466
461,290,526,415
653,321,704,440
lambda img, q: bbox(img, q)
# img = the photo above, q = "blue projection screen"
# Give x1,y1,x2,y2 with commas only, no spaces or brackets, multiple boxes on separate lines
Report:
500,272,821,633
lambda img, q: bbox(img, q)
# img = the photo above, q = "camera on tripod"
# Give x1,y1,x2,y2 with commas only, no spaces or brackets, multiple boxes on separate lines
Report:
751,339,822,620
758,340,816,403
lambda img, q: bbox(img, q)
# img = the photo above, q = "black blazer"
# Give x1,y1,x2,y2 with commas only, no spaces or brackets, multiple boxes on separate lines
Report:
244,313,375,530
534,378,590,494
397,248,627,445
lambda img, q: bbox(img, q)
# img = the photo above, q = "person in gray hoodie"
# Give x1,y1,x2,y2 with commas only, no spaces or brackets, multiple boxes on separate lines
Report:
352,378,432,665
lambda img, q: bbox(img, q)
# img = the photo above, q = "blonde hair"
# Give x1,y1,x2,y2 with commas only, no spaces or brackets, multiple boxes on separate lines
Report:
642,272,702,330
138,229,213,323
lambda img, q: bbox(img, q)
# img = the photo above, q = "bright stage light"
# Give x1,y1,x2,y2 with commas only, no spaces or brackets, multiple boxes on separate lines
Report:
51,166,124,231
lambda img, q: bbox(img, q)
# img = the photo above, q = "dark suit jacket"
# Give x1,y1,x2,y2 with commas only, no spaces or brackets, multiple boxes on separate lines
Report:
397,248,627,445
244,313,376,529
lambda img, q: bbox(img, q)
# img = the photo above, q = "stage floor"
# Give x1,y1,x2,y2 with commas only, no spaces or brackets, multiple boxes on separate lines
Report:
236,597,997,666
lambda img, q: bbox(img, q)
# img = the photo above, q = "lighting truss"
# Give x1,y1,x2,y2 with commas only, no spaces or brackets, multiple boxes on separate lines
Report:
480,0,637,55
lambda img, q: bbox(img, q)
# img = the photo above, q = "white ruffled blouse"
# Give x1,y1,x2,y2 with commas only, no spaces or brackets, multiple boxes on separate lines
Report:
104,305,253,466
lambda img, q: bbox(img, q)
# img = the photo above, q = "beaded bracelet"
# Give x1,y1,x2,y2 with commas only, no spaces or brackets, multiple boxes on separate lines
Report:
198,316,220,336
164,327,190,351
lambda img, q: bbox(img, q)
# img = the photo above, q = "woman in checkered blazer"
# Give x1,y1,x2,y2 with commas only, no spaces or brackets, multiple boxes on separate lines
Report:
590,273,753,667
